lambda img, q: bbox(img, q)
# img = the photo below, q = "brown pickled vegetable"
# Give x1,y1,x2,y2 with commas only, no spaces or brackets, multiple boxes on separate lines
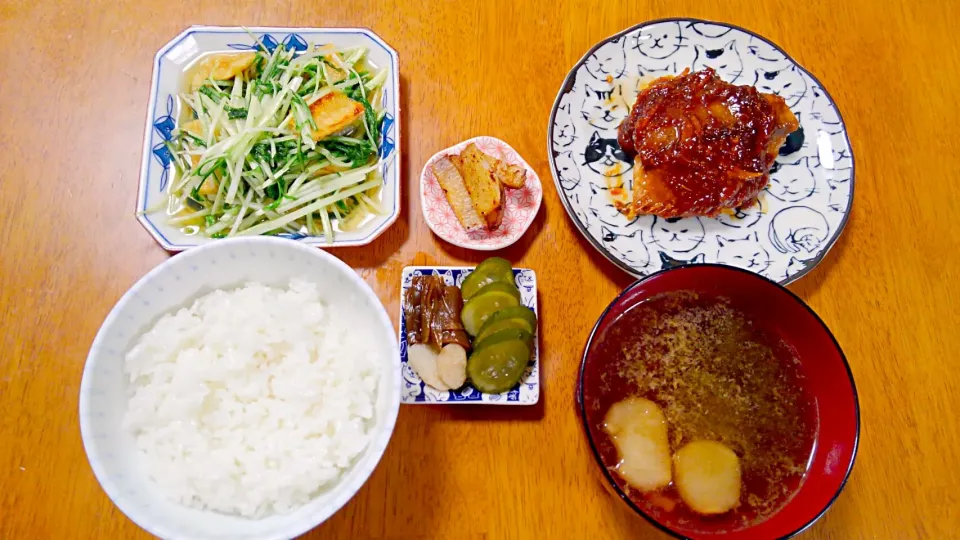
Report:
403,277,425,344
404,276,470,350
434,285,471,350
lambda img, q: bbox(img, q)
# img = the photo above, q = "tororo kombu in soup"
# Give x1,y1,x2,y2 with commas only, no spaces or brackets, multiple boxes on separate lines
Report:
583,291,817,532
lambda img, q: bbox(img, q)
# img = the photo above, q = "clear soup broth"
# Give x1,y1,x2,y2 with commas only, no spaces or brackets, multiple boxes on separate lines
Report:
583,290,818,532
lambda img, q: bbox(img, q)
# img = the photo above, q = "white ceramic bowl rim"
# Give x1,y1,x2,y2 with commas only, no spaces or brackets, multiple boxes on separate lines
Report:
79,237,401,539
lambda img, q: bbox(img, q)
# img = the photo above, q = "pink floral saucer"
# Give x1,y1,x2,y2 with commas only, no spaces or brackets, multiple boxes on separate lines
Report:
419,136,543,250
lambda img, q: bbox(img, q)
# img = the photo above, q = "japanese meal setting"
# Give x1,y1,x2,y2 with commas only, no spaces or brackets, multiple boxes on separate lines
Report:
78,18,859,540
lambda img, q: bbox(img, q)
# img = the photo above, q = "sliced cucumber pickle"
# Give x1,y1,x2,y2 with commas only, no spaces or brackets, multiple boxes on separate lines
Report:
474,328,534,353
467,339,531,394
475,306,537,343
461,257,515,300
460,284,522,336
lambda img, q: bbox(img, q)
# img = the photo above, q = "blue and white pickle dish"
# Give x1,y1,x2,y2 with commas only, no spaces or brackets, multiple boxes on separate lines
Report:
399,266,540,405
137,26,400,251
547,18,854,284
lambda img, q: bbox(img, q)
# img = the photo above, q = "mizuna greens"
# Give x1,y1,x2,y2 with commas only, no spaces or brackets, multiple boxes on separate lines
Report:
156,38,389,242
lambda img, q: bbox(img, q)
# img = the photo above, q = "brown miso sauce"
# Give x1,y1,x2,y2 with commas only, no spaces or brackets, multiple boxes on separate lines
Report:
587,291,817,532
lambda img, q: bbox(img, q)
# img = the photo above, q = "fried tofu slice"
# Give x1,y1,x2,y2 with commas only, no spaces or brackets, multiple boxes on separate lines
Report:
180,119,204,137
198,176,219,195
189,52,257,91
307,90,365,141
432,157,485,232
451,145,504,229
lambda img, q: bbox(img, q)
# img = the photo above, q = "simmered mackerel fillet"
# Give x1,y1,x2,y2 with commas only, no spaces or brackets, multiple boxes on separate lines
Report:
617,68,799,218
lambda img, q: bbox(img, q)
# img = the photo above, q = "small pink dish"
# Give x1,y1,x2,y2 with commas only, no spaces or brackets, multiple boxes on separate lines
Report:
420,136,543,251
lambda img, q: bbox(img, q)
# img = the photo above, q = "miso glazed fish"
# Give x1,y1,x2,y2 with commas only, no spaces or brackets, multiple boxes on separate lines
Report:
617,68,799,218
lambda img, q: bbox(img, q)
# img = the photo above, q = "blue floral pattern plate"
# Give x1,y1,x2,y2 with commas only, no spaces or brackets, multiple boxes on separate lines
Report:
399,267,539,405
137,26,400,251
547,18,854,284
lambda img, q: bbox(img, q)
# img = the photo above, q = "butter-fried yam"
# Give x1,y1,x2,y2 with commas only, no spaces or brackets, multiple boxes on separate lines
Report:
432,157,485,232
452,145,504,229
494,161,526,189
474,148,527,189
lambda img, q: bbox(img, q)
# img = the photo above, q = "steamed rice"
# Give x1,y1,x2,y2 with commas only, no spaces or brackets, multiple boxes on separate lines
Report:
122,279,380,518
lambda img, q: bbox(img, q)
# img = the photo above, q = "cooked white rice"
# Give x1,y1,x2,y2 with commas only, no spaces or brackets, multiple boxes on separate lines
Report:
122,279,380,518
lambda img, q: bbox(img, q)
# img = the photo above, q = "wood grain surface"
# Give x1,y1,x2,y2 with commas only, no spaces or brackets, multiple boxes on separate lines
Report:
2,1,959,538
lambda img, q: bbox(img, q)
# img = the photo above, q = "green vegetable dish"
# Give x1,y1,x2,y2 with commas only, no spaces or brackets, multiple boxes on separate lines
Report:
154,36,389,242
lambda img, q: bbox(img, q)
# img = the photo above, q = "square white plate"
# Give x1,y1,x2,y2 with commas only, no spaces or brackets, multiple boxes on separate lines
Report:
399,266,539,405
137,26,400,251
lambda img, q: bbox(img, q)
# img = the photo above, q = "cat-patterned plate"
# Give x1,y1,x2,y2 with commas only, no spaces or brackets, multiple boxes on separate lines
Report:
547,18,854,284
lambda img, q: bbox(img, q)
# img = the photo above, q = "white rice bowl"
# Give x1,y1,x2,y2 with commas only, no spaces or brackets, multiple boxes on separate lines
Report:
123,279,379,518
80,238,400,540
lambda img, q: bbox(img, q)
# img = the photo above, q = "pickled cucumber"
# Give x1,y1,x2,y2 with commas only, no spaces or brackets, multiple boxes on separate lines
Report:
466,338,531,394
461,257,515,300
460,283,522,336
475,306,537,343
474,328,534,353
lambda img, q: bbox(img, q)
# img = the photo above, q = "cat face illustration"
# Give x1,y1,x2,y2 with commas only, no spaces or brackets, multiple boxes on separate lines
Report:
589,182,643,231
716,233,771,273
768,206,830,255
810,86,851,169
601,227,650,268
581,85,627,131
810,85,843,132
571,192,591,228
635,22,685,60
746,36,788,65
553,103,576,148
686,22,733,39
629,63,676,101
554,151,581,190
651,216,706,253
714,198,765,229
815,130,852,170
693,41,743,82
828,188,849,213
585,38,627,80
584,132,633,177
635,63,676,90
636,63,676,79
784,256,810,280
589,199,627,227
826,169,852,212
767,157,816,203
658,251,706,270
752,65,807,108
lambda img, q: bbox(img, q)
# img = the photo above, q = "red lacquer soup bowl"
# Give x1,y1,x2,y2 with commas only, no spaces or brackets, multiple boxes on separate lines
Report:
577,264,859,539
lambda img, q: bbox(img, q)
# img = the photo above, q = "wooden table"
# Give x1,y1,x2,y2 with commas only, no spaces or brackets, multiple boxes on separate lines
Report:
2,1,959,538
